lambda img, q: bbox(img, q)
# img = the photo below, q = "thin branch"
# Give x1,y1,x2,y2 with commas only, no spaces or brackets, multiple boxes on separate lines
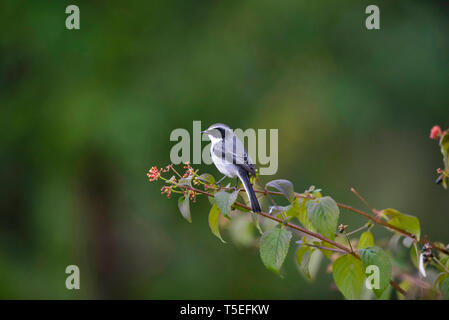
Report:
390,280,408,296
350,187,375,214
344,232,354,253
179,184,407,296
346,223,369,236
246,188,449,256
433,257,449,274
298,242,347,254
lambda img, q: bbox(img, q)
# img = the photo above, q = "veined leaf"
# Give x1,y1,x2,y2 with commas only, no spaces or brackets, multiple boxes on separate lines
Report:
440,276,449,300
215,190,239,218
296,198,316,232
266,179,295,203
208,203,226,243
332,254,365,300
359,247,392,298
284,202,298,217
435,273,449,289
410,244,419,268
440,255,449,270
378,284,392,300
307,196,339,240
382,208,421,240
296,240,322,281
271,204,291,216
178,196,191,223
315,240,334,258
259,225,292,276
199,173,215,185
358,231,374,249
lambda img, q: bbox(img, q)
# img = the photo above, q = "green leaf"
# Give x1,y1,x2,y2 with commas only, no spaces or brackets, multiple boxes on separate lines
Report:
307,196,340,240
251,212,263,234
397,280,411,300
440,276,449,300
434,272,449,289
199,173,215,185
332,254,365,300
208,193,216,206
228,214,254,247
295,198,316,232
215,190,239,218
410,244,419,268
259,225,292,276
440,255,449,269
315,240,334,258
284,203,297,217
383,208,421,240
440,132,449,166
378,284,392,300
296,240,323,281
208,203,226,243
178,196,191,223
358,231,374,249
271,204,291,216
359,247,392,298
266,179,295,203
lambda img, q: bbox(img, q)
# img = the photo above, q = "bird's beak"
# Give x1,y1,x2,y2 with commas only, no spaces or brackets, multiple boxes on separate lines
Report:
201,130,207,134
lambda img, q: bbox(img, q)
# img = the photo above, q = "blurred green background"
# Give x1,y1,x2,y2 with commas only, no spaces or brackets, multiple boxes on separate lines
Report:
0,0,448,299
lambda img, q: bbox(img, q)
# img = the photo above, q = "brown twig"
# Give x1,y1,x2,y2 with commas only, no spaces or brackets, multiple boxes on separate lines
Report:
245,188,449,256
179,184,407,296
299,242,347,254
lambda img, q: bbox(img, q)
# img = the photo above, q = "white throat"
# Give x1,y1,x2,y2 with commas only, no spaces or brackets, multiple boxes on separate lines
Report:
207,135,222,145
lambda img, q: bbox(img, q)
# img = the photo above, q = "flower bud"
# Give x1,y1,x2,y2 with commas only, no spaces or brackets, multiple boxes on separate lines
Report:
430,125,442,140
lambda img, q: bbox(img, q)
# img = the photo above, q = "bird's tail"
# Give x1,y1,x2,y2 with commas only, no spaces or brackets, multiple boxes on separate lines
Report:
238,171,261,213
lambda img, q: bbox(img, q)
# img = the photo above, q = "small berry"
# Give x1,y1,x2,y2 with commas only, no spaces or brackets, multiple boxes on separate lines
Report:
147,166,161,181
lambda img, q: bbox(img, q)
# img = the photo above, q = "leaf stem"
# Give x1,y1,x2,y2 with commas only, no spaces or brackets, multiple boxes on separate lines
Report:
179,184,407,296
298,242,347,254
433,256,449,274
249,189,449,256
346,223,369,236
344,232,354,253
169,164,183,178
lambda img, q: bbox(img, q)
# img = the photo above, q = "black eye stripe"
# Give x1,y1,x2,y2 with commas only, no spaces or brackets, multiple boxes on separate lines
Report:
210,127,226,139
218,127,226,139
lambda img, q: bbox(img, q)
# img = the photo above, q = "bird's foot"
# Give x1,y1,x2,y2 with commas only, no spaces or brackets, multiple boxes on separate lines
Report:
214,176,227,190
231,185,240,192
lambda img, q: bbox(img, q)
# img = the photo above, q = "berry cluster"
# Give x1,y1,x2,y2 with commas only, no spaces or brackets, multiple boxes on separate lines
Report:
147,163,211,202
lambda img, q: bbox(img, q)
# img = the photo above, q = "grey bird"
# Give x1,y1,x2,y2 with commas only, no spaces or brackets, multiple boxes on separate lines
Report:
202,123,261,213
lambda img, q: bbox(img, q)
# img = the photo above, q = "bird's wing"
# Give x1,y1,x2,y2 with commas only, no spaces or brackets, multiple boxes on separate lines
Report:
212,136,256,176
